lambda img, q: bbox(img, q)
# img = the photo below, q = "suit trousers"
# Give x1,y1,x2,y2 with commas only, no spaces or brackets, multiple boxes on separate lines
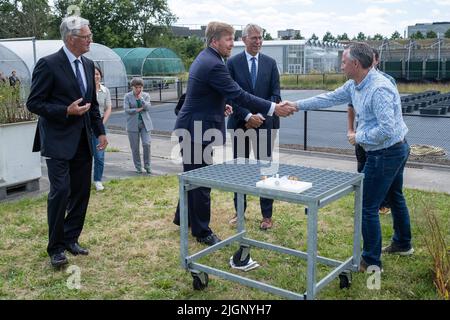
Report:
174,143,213,238
232,127,276,218
45,129,92,255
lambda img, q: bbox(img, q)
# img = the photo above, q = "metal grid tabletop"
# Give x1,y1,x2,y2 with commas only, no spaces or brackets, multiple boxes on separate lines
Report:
180,159,363,201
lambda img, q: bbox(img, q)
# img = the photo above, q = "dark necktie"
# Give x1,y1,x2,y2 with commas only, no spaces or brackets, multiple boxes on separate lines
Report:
74,59,86,98
250,57,257,89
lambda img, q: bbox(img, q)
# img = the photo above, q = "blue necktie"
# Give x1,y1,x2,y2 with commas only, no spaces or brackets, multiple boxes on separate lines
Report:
250,57,257,89
74,59,86,98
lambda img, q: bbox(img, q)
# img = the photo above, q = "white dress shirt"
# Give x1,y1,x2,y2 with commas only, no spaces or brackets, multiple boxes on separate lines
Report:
63,45,87,93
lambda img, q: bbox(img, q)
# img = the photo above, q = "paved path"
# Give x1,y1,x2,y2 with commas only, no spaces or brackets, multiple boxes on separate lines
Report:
3,132,449,202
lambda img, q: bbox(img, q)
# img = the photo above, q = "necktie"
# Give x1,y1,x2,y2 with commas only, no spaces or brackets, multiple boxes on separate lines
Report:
250,57,257,89
74,59,86,98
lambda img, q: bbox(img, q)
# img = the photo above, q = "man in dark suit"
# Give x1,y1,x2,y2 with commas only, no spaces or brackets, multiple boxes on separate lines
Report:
173,21,296,246
227,24,281,230
27,16,107,268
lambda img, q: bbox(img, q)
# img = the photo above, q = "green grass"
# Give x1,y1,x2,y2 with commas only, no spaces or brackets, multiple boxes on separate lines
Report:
105,146,120,153
0,175,448,300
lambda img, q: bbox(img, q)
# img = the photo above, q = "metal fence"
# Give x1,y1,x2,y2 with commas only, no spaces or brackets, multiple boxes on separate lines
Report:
109,79,186,109
292,109,450,164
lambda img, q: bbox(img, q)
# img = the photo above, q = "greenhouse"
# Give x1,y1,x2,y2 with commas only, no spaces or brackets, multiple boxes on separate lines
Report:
0,39,128,99
231,39,344,74
113,47,185,76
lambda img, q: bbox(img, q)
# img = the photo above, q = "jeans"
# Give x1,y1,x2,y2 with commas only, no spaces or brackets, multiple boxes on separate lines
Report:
361,141,412,267
91,134,105,182
356,143,390,209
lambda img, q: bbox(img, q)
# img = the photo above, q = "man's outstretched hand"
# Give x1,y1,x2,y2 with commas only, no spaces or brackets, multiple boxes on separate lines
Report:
274,101,298,117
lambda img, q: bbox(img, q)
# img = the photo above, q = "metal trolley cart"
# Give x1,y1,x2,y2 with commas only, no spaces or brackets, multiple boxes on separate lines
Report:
178,159,363,300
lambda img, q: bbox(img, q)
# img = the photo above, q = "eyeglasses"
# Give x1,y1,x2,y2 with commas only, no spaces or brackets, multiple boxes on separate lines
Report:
73,33,93,41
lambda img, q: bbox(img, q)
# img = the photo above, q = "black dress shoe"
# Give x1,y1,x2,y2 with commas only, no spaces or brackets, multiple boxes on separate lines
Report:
50,252,68,268
66,242,89,255
196,233,221,246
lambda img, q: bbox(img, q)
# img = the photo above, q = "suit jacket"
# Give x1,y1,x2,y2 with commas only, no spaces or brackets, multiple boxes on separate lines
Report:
123,91,153,132
174,47,273,145
227,51,281,130
27,48,105,160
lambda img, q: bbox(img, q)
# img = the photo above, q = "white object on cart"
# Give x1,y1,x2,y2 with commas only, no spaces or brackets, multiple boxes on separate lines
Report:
256,175,312,193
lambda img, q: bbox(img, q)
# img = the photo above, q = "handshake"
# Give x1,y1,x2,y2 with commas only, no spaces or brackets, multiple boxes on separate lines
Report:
274,101,298,117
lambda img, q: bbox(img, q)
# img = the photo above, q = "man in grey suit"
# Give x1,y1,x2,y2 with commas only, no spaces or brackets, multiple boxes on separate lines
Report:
124,77,153,174
227,23,281,230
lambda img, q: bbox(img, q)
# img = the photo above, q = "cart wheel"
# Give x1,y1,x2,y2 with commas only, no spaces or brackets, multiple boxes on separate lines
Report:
232,246,251,267
192,272,209,290
339,271,352,289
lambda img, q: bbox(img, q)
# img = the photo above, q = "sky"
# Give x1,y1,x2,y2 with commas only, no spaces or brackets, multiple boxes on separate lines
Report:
167,0,450,39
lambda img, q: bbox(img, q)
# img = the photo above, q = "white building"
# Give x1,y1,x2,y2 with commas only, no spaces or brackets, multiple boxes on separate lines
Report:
231,40,344,74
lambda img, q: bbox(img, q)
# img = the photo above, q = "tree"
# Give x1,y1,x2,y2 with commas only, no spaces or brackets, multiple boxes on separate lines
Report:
411,31,424,39
356,32,366,41
322,31,335,42
51,0,176,47
0,0,52,39
294,32,304,40
426,30,437,39
336,33,349,41
264,32,273,40
373,33,384,40
445,28,450,38
309,33,318,41
262,28,273,40
391,31,402,40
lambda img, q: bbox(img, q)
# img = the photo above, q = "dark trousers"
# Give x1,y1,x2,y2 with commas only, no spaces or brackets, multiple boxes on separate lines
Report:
46,129,92,255
174,143,213,238
355,143,389,209
232,127,276,219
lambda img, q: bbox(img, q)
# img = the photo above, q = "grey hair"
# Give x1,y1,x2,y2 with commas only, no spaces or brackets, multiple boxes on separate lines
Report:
60,16,90,44
242,23,263,38
346,42,374,69
130,77,144,87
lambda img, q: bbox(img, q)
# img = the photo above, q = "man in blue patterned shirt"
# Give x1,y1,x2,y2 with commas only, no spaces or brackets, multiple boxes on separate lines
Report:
347,48,394,216
283,42,413,271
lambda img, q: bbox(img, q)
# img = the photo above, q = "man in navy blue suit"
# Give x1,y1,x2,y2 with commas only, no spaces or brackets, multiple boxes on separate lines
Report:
227,23,281,230
27,16,107,267
173,21,296,246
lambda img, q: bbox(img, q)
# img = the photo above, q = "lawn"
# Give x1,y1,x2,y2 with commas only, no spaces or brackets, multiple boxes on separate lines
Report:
0,175,448,300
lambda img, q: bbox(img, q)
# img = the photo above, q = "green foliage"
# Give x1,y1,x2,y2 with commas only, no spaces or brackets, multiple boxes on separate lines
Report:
145,32,204,69
0,0,52,39
391,31,402,40
309,33,319,41
0,85,36,124
356,32,366,41
322,31,335,42
294,32,304,40
426,30,437,39
445,29,450,39
49,0,176,47
373,33,384,40
336,33,349,41
411,31,424,39
0,176,449,299
262,28,273,40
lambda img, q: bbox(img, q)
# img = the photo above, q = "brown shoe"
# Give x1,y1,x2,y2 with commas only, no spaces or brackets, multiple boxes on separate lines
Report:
229,215,238,225
260,218,273,230
379,207,391,215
